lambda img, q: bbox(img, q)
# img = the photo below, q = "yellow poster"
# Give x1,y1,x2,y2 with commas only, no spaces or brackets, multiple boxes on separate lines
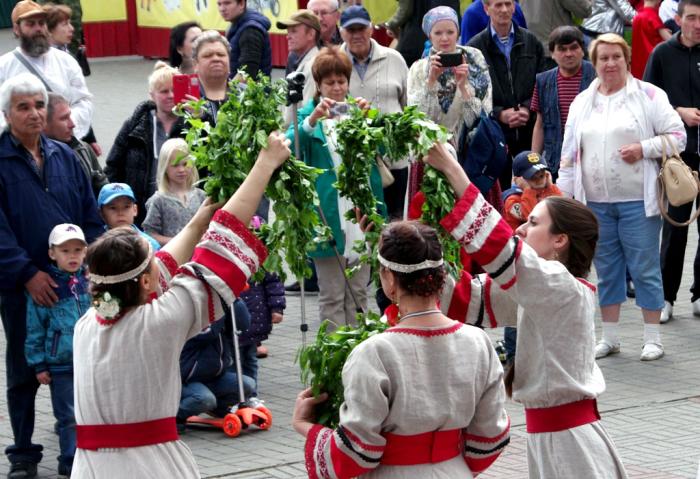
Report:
136,0,298,34
81,0,128,23
364,1,471,24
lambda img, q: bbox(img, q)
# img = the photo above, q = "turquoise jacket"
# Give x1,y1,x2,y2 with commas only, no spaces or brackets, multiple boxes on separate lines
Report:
287,99,387,258
25,265,90,373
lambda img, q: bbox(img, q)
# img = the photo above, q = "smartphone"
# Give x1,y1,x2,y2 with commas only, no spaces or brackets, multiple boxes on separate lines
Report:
173,74,200,104
439,52,464,67
329,102,350,118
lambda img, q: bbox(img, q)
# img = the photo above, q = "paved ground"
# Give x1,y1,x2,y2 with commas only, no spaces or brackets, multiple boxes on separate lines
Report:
2,29,700,479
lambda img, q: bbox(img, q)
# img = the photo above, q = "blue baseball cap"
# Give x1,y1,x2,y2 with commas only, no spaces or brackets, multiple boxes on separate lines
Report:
98,183,136,207
512,151,548,179
340,5,371,29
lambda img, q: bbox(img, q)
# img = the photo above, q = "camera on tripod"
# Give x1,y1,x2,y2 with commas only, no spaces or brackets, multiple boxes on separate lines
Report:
286,71,306,106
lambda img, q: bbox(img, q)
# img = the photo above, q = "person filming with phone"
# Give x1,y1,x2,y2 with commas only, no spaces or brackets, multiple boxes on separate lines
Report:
286,47,387,327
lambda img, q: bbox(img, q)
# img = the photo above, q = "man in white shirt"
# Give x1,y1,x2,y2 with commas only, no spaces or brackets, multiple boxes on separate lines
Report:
0,1,93,140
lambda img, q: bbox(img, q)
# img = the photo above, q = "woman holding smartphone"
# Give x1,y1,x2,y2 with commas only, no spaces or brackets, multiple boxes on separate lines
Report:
286,47,387,328
407,6,492,139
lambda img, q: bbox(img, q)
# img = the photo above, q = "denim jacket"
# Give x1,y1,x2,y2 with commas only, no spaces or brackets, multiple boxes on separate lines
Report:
25,265,90,373
535,61,595,179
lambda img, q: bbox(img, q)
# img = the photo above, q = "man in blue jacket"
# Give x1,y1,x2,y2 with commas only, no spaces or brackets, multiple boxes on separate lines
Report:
0,73,102,478
218,0,273,79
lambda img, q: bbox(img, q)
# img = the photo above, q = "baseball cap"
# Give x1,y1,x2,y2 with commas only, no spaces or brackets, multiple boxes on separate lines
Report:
98,183,137,208
512,151,548,179
340,5,371,29
277,9,321,33
48,223,86,247
11,1,46,24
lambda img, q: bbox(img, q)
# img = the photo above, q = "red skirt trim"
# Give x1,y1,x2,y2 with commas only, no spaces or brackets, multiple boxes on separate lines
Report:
76,417,178,450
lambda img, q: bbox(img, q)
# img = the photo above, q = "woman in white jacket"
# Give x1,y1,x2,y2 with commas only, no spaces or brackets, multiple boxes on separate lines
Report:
558,34,686,362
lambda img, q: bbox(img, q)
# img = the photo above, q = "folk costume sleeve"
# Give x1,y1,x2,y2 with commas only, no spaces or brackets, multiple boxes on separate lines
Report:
305,342,389,479
441,183,593,319
147,209,267,341
463,343,511,474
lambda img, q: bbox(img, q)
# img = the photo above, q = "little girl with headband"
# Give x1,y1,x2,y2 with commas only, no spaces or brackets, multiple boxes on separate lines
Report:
71,132,291,478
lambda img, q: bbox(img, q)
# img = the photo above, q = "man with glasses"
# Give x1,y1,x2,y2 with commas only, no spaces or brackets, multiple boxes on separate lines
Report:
0,0,93,141
308,0,343,47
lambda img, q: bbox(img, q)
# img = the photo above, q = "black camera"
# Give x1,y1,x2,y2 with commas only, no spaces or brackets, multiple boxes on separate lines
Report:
286,71,306,106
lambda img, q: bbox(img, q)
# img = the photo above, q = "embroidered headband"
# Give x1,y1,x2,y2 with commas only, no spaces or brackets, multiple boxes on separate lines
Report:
378,253,444,274
90,242,154,285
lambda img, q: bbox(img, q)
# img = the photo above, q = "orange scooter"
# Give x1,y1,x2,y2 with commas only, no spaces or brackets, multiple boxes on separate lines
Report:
187,304,272,437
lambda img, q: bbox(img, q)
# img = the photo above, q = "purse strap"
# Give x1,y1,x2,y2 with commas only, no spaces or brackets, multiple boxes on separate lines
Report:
656,175,700,227
12,50,53,93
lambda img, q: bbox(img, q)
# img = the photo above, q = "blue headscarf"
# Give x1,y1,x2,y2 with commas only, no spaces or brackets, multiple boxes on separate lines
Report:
421,6,460,37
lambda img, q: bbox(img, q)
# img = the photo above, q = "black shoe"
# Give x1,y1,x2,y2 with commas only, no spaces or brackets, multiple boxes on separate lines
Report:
626,280,636,298
54,420,59,435
57,464,71,478
7,462,37,479
285,281,319,295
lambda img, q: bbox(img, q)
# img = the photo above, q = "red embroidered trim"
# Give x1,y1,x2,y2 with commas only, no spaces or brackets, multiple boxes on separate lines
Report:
342,426,385,453
464,417,511,443
461,201,492,245
212,210,268,265
439,184,480,233
95,313,123,326
305,424,325,479
447,270,473,323
317,427,333,478
386,322,463,337
202,229,257,274
192,248,250,298
155,250,178,278
577,278,597,292
483,277,497,328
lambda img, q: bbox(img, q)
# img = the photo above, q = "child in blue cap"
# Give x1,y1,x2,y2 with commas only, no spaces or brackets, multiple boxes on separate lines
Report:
97,183,160,251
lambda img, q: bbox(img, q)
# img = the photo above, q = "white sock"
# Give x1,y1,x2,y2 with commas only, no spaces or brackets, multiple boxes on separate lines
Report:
643,324,661,344
601,322,619,345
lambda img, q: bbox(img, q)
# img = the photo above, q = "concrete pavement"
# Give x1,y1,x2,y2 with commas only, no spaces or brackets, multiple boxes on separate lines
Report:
1,28,700,478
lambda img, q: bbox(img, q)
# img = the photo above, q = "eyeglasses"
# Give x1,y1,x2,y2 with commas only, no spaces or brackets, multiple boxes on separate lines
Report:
312,9,338,17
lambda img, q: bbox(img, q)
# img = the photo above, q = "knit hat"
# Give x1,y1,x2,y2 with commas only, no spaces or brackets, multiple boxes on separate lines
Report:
421,6,459,37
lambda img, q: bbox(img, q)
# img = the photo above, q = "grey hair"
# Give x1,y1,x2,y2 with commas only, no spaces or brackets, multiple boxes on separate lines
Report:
308,0,339,10
192,30,231,62
47,92,69,121
0,73,48,115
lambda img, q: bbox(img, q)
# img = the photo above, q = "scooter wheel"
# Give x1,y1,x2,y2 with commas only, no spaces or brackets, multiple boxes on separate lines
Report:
223,413,242,437
256,408,272,430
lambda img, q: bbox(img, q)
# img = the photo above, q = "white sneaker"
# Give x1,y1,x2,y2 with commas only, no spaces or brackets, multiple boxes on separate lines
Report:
640,342,664,361
660,301,673,324
693,299,700,317
595,340,620,359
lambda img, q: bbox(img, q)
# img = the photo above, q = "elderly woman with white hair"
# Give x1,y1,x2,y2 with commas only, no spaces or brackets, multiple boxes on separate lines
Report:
0,72,102,479
105,61,179,226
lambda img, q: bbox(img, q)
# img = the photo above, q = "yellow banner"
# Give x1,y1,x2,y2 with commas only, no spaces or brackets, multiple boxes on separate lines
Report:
135,0,298,34
365,0,472,24
81,0,128,23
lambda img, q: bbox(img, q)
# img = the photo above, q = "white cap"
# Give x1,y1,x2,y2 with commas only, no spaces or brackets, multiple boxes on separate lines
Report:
48,223,86,247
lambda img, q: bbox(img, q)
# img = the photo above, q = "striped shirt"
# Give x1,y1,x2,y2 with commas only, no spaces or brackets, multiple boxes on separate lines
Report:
531,67,583,131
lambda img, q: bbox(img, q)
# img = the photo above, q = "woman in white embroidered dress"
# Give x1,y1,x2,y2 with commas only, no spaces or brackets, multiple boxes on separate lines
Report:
293,220,511,478
72,132,291,478
425,142,628,478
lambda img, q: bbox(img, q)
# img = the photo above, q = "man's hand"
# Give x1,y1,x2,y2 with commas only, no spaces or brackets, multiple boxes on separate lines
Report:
36,371,51,385
676,107,700,127
499,108,530,128
25,271,58,307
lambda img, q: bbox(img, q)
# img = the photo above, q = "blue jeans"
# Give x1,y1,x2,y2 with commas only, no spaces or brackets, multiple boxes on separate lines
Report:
588,201,664,310
239,343,258,390
0,291,43,465
49,371,75,471
178,371,256,419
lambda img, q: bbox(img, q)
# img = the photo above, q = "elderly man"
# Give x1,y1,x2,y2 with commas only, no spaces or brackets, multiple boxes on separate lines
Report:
0,1,93,141
308,0,343,46
0,73,102,478
340,5,409,219
278,10,321,126
44,93,107,198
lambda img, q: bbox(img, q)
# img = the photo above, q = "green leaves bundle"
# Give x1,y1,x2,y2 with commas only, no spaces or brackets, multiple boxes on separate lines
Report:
183,74,326,280
297,312,388,428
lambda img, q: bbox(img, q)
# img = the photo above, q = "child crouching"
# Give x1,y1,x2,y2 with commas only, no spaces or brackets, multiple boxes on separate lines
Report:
25,224,90,478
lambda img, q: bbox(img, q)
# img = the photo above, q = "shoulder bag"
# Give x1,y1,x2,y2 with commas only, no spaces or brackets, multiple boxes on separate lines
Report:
657,134,700,227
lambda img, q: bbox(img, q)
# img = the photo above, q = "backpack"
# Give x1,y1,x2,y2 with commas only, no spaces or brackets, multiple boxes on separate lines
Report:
457,111,508,196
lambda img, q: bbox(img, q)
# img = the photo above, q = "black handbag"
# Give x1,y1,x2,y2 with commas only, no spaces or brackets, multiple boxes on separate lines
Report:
75,45,91,77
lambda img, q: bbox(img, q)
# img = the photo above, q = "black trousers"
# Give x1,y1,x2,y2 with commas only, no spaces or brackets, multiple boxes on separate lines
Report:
0,291,43,464
660,152,700,304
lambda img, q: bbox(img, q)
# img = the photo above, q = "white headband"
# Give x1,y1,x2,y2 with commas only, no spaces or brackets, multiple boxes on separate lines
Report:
377,253,444,274
90,242,154,285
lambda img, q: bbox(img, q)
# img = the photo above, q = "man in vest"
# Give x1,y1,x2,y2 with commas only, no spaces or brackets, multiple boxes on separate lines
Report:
217,0,272,79
531,26,595,181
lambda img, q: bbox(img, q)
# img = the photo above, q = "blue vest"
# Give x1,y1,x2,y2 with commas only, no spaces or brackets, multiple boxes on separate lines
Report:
535,61,595,179
226,9,272,78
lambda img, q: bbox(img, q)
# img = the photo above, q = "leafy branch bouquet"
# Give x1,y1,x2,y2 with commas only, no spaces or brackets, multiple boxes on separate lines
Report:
181,74,328,281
